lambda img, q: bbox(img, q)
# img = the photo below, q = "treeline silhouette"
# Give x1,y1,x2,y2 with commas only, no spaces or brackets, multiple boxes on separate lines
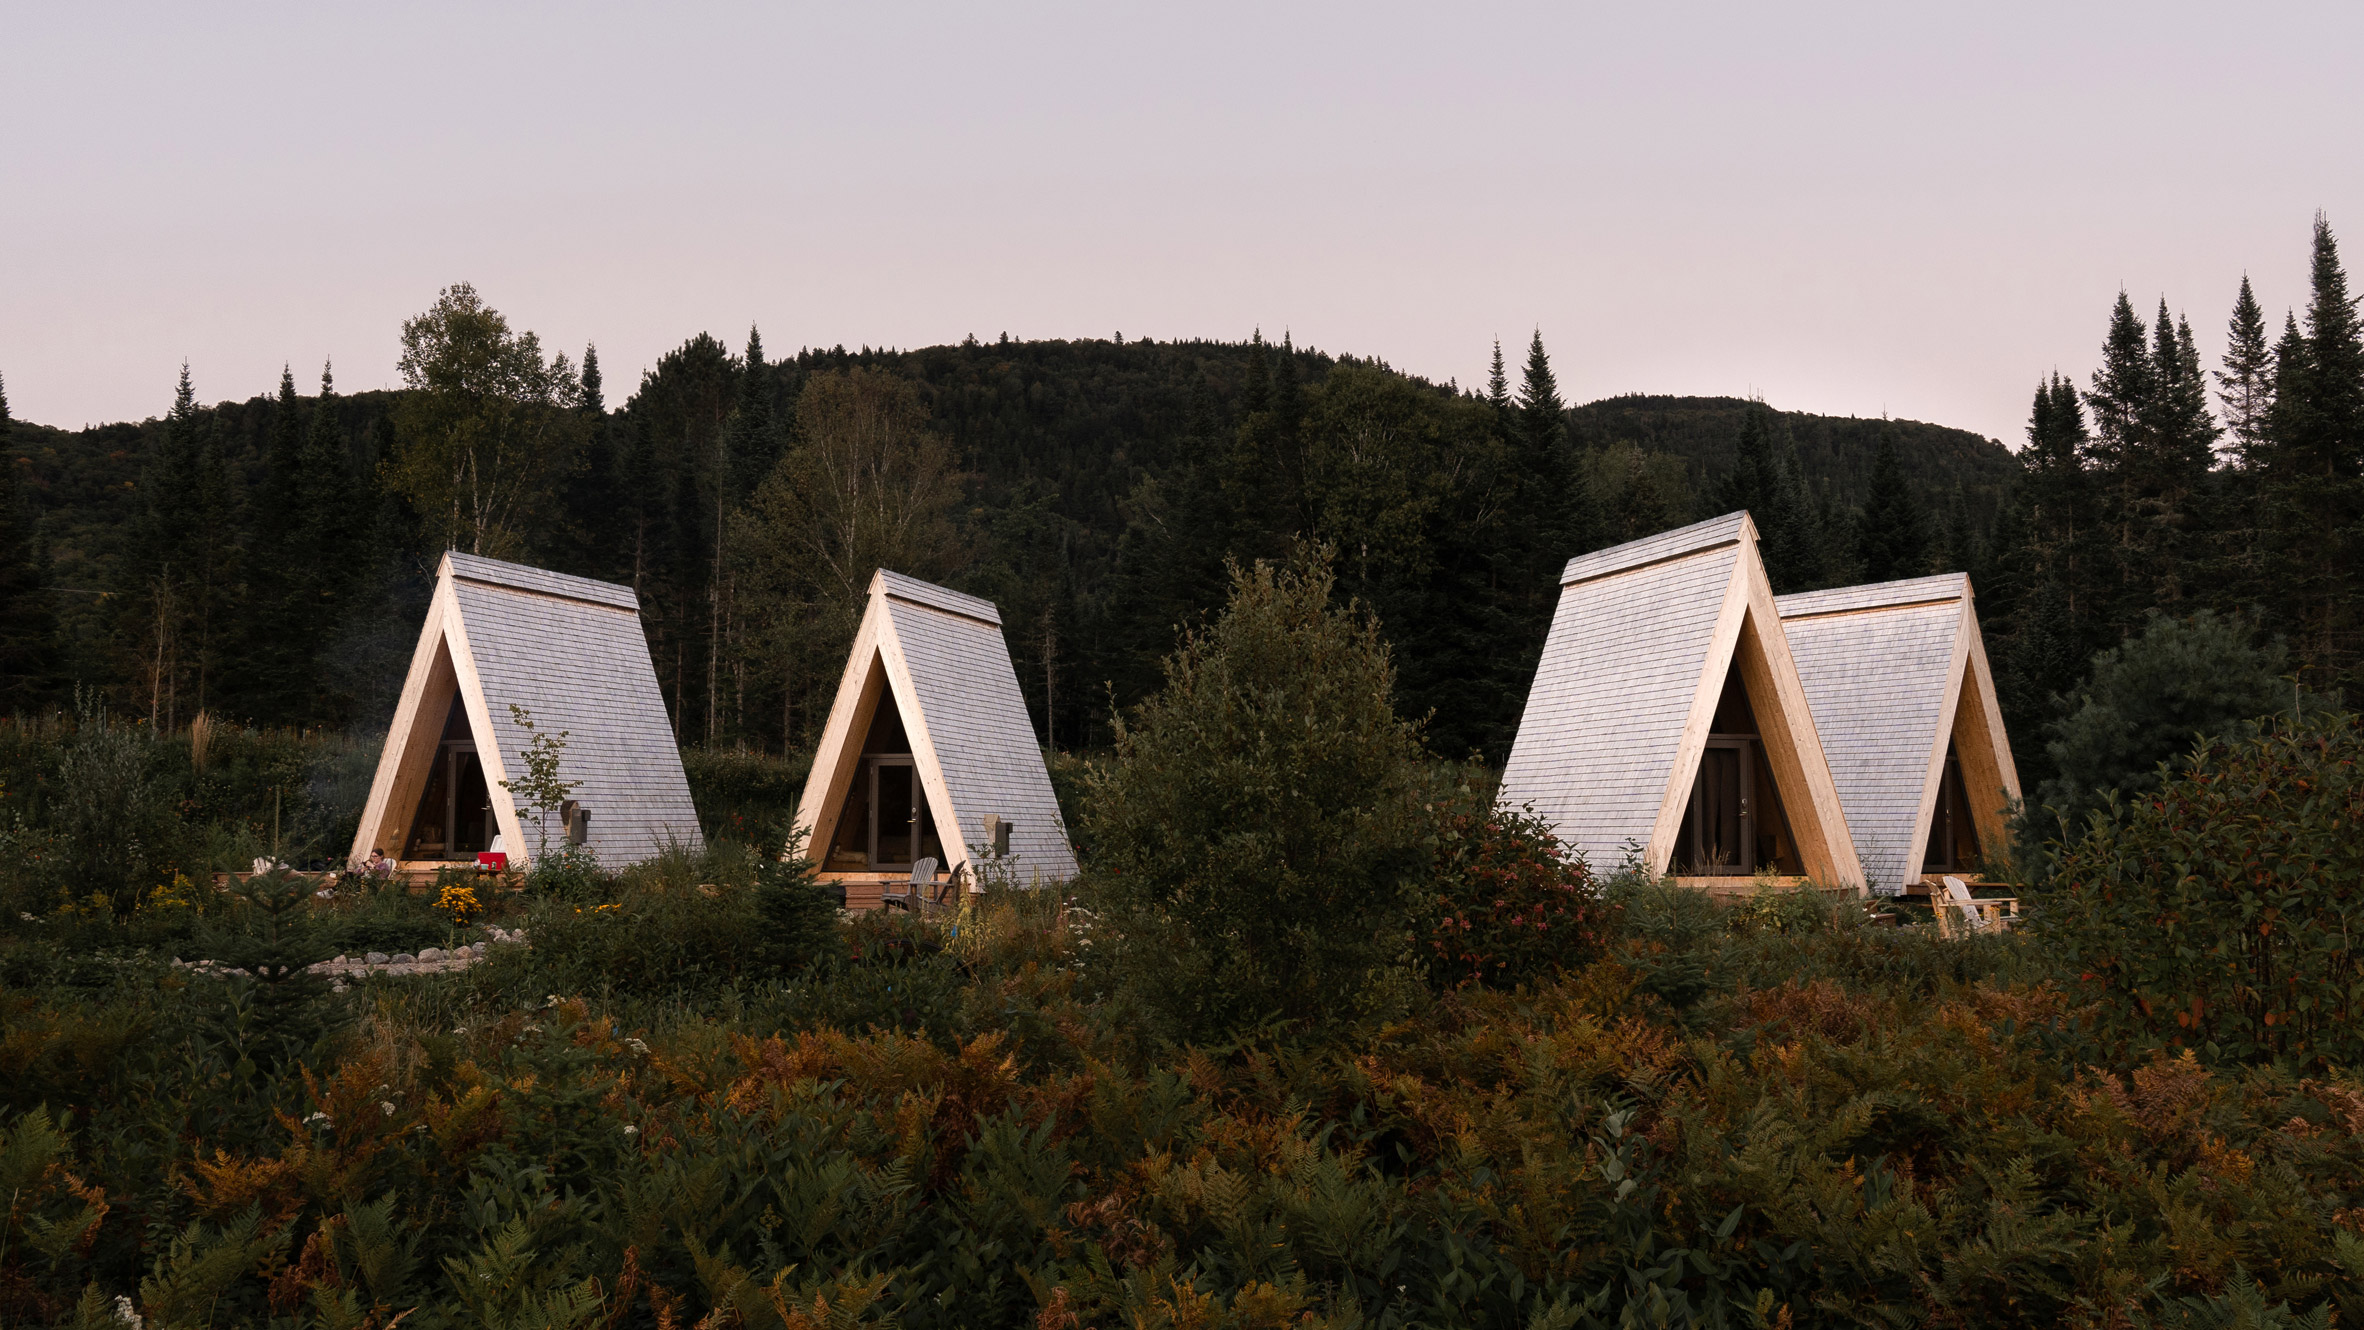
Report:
2,213,2356,785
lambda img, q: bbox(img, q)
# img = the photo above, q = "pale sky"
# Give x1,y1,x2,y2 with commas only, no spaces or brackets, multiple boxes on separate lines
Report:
5,2,2359,445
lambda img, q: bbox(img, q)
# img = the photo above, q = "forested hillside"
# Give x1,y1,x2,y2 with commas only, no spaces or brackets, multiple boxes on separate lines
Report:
0,321,2014,764
4,214,2360,784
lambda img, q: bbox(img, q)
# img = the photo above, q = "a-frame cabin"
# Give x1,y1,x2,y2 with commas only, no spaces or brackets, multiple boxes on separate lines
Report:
349,553,703,872
1776,573,2021,896
1498,513,1865,893
793,570,1077,907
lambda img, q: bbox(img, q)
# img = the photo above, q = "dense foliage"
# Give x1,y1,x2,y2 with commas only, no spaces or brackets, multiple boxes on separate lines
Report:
1081,553,1433,1042
2026,611,2307,844
10,856,2364,1328
2030,711,2364,1072
1420,799,1605,991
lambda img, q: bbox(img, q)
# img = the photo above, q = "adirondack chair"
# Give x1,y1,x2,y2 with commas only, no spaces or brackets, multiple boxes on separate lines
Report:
1933,875,2019,939
881,857,939,913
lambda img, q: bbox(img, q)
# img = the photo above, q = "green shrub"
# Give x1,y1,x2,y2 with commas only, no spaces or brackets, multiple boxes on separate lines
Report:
523,841,605,901
50,700,188,914
1422,798,1604,990
1081,551,1432,1042
2026,611,2305,857
2027,711,2364,1071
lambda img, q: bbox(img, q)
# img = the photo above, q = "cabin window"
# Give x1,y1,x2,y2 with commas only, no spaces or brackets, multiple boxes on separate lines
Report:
1922,748,1981,873
825,686,947,870
1674,669,1805,876
404,695,493,860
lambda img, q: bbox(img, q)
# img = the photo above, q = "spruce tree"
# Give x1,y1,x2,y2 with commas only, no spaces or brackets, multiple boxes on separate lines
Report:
1514,329,1592,559
293,361,359,693
1855,428,1928,582
133,366,211,727
2217,275,2274,464
1486,339,1510,413
0,371,57,711
1515,329,1564,464
580,343,605,416
241,367,307,719
2258,213,2364,694
1708,402,1823,590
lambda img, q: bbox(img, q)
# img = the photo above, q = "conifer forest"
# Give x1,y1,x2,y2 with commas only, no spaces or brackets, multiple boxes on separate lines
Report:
4,217,2364,1327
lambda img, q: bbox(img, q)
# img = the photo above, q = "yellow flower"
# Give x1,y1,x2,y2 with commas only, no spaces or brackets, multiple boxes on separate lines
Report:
436,883,481,925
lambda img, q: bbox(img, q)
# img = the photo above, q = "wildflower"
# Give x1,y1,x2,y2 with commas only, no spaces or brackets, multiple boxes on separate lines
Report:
381,1101,396,1116
522,1024,543,1034
303,1112,332,1128
114,1294,143,1328
452,1026,468,1036
622,1124,639,1136
625,1037,649,1055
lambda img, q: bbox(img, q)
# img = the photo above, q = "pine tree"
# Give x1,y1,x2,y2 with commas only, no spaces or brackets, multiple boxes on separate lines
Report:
1515,329,1564,465
2258,213,2364,694
0,371,57,711
2217,275,2274,464
1486,339,1510,414
1514,329,1593,559
1990,374,2113,778
293,361,359,677
242,367,309,719
580,343,605,416
1708,402,1823,591
1856,428,1928,582
133,366,212,727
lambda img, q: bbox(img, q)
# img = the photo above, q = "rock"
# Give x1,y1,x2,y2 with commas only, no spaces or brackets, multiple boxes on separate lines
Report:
419,947,443,962
366,952,390,965
392,953,415,964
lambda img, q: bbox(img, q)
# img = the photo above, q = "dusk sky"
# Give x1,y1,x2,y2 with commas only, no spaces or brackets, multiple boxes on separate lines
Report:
6,2,2359,444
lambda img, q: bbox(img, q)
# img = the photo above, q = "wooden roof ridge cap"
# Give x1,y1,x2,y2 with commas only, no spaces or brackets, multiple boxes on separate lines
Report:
1775,572,1970,621
1560,537,1740,590
871,569,1003,627
1557,511,1751,587
442,551,640,612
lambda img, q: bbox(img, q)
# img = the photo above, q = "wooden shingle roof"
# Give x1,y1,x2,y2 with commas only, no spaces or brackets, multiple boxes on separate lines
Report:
1776,573,2020,894
349,553,703,869
797,570,1077,884
1500,513,1862,888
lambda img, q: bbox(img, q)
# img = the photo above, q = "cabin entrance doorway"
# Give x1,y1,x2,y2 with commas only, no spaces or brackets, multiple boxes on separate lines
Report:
403,695,493,860
824,686,947,871
1674,669,1805,877
1921,744,1982,874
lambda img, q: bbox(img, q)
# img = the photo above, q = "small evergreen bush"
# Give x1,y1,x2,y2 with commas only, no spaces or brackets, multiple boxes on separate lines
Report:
1081,551,1432,1042
2027,611,2305,854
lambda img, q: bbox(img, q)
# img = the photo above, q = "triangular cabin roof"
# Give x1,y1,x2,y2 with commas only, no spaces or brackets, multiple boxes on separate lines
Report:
349,552,703,869
1497,512,1864,890
1776,572,2021,895
794,570,1078,886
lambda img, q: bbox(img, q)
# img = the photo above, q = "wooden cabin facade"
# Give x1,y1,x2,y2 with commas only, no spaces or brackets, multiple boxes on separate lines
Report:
1498,513,1867,894
348,553,703,873
1776,573,2021,897
793,570,1076,908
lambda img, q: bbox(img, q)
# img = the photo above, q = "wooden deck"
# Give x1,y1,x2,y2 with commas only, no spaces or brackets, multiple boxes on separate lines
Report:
819,871,972,913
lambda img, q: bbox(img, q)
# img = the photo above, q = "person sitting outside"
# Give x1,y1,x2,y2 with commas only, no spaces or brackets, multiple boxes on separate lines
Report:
364,848,393,880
